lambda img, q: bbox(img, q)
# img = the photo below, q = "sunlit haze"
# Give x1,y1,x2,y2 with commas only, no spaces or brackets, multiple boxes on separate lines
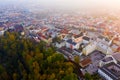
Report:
1,0,120,10
1,0,120,80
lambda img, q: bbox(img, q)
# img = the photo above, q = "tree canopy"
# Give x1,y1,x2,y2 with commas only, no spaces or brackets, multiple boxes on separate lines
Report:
0,32,78,80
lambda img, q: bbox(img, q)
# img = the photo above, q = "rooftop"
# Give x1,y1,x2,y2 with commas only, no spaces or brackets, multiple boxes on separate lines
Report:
98,35,110,42
66,39,77,45
102,57,113,62
82,36,90,41
100,62,120,80
74,49,82,53
74,32,83,38
98,35,105,40
80,57,92,68
113,53,120,62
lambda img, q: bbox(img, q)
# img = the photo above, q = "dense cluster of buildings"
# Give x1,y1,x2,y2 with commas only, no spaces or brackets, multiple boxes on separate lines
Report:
0,7,120,80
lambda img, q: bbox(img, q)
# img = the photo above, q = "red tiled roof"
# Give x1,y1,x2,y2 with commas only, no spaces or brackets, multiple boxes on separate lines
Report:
117,47,120,52
79,58,92,68
114,38,119,41
37,33,48,40
60,29,68,34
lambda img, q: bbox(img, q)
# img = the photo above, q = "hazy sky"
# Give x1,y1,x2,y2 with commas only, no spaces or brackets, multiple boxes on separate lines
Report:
1,0,120,10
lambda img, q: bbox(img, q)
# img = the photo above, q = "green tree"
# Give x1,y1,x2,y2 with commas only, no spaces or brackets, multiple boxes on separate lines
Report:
84,73,93,80
74,56,80,64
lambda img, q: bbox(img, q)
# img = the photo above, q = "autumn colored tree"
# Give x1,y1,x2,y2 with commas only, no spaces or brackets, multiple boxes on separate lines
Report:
0,31,78,80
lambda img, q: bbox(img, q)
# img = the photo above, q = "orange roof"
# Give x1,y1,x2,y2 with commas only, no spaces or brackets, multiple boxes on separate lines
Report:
117,47,120,52
79,57,92,68
114,38,119,41
60,29,68,34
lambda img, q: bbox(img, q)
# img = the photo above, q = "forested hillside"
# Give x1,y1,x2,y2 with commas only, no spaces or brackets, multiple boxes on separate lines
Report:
0,32,78,80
